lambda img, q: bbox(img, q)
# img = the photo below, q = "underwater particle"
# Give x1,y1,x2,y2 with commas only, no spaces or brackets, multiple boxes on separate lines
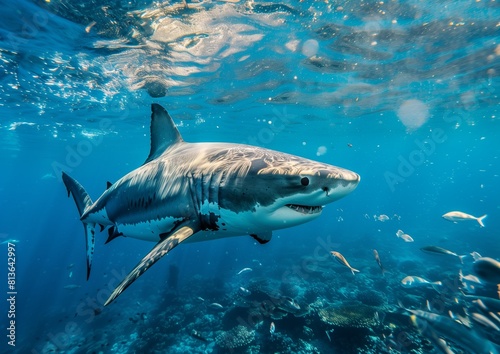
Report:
301,39,319,57
397,99,429,130
316,145,327,156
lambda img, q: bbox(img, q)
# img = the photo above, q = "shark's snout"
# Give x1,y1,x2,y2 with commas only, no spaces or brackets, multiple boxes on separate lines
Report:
322,169,360,202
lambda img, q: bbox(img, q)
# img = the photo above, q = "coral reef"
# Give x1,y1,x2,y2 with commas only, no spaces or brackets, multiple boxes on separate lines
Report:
215,325,255,349
318,303,380,328
355,289,388,307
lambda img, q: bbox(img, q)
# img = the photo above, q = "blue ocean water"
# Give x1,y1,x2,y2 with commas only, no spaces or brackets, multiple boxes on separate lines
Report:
0,0,499,353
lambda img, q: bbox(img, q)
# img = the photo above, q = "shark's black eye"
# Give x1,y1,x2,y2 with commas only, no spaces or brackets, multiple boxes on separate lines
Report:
301,177,310,186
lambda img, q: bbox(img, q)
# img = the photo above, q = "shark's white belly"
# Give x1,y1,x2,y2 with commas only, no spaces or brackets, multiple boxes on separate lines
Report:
116,216,184,242
116,204,310,243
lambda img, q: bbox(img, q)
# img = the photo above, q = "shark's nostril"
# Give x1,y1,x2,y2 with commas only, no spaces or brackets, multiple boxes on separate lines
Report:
322,186,330,196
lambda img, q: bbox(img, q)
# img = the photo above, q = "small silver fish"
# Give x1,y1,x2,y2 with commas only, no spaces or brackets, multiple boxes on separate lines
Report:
325,329,332,342
374,214,390,222
401,276,442,290
330,251,359,275
470,251,482,261
64,284,81,290
442,211,487,227
395,230,414,242
459,270,482,285
239,287,251,296
470,312,500,332
270,321,275,334
420,245,465,263
284,296,301,310
373,249,385,274
208,303,224,310
252,259,263,266
1,239,19,245
237,267,253,275
409,309,495,354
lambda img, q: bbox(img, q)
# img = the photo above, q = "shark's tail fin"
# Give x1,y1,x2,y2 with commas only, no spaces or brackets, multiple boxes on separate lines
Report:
477,214,487,228
62,172,95,280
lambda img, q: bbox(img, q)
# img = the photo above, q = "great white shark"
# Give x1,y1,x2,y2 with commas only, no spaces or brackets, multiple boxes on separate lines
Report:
62,104,360,305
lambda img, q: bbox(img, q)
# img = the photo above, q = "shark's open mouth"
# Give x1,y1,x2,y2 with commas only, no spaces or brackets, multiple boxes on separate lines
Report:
286,204,323,214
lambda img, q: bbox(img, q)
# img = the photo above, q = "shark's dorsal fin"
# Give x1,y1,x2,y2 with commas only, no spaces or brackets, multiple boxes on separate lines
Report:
144,104,184,164
106,181,113,189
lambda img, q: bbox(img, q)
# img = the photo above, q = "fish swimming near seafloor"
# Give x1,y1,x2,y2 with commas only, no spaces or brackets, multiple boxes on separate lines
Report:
395,229,414,242
239,287,251,296
62,104,360,306
420,245,465,263
373,249,385,274
409,309,498,354
442,211,487,227
401,276,442,290
459,270,483,293
190,329,209,343
270,322,275,334
208,303,224,310
283,296,301,311
330,251,360,275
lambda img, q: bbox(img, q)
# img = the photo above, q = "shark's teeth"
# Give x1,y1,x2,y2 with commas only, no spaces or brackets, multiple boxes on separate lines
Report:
285,204,322,215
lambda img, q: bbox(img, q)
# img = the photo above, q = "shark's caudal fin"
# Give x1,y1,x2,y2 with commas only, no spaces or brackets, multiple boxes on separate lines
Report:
477,214,487,228
62,172,95,280
143,103,184,165
104,225,197,306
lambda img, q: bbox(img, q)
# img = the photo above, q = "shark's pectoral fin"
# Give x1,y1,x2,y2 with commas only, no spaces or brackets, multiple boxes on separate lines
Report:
250,232,272,244
104,225,196,306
